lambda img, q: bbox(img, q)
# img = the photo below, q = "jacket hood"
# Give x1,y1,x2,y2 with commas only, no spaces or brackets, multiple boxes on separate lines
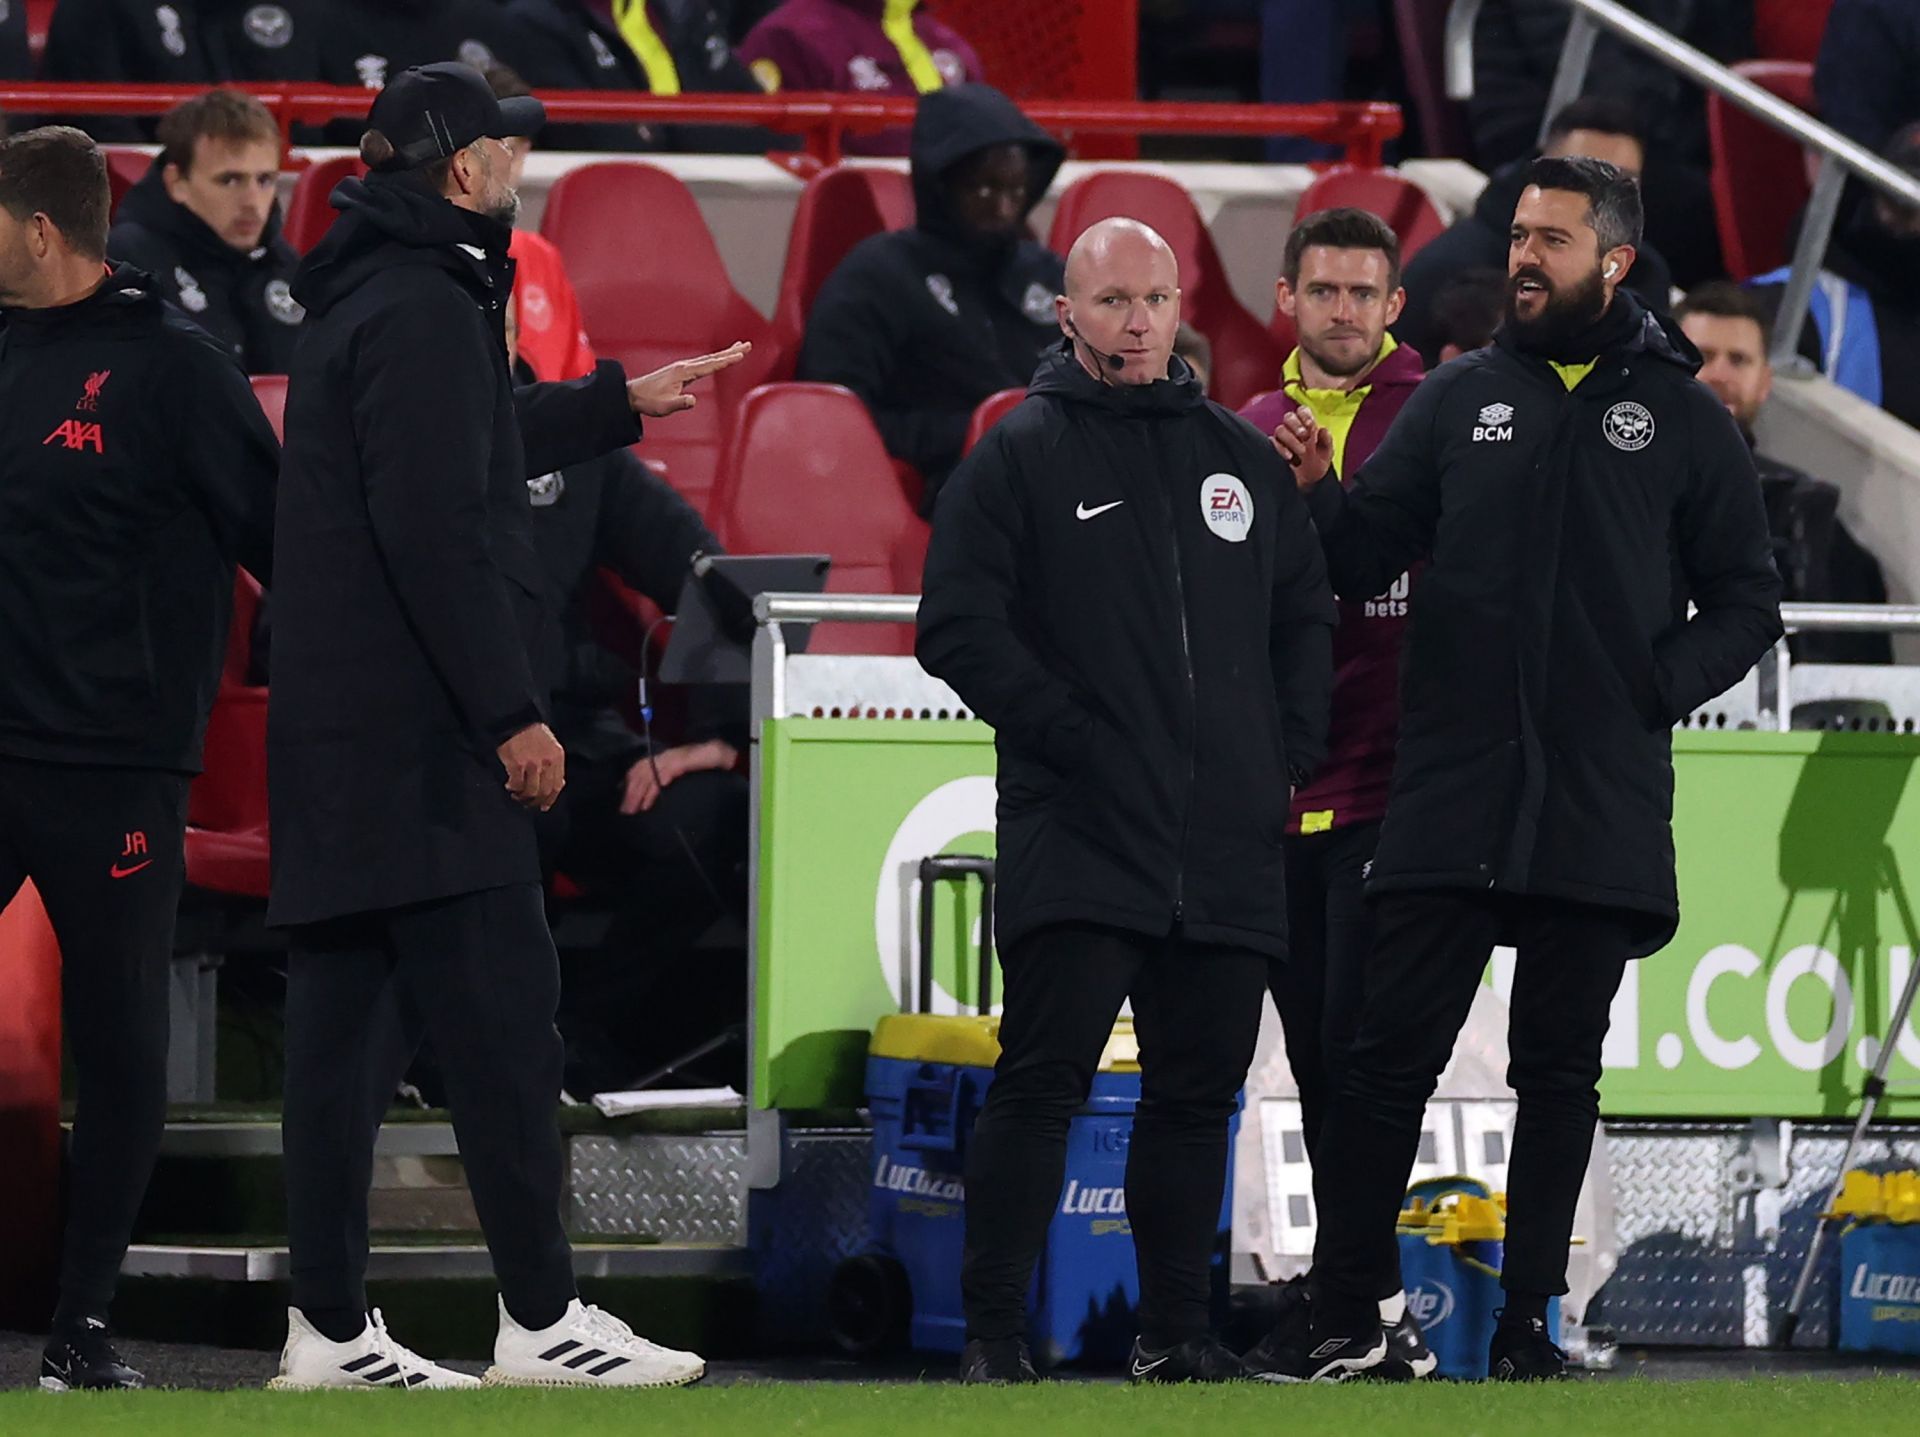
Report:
911,84,1064,249
290,171,512,319
1026,339,1208,415
1364,339,1427,389
1,262,164,339
117,158,290,266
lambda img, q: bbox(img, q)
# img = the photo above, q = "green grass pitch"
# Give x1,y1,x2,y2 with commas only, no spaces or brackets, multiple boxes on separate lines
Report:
2,1377,1915,1437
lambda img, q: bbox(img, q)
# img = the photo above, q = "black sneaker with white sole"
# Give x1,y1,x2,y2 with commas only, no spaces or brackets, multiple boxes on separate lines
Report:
40,1317,145,1391
1489,1315,1569,1381
1375,1310,1438,1380
1126,1335,1247,1384
958,1337,1039,1384
1238,1278,1312,1375
1242,1319,1388,1384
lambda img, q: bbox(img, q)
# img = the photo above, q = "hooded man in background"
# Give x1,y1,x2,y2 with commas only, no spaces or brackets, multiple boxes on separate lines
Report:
799,83,1064,507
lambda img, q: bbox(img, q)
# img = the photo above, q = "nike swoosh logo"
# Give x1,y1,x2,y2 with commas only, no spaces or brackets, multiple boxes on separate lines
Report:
1076,500,1125,521
1130,1356,1170,1378
109,859,153,879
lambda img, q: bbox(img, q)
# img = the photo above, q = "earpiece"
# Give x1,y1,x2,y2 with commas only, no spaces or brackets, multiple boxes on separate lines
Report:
1605,262,1619,279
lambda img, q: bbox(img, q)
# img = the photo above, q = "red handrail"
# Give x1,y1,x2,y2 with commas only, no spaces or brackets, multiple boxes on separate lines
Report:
0,83,1401,168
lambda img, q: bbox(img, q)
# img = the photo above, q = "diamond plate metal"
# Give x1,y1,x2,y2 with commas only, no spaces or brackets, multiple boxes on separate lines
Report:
567,1134,747,1242
1593,1122,1920,1347
752,1128,874,1345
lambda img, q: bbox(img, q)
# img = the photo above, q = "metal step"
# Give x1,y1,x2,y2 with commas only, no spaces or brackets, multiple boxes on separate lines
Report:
123,1241,753,1282
156,1120,461,1158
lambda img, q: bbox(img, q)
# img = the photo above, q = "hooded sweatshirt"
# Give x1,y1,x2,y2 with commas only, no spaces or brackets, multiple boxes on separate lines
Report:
1396,156,1674,367
1242,339,1426,833
798,84,1065,501
267,172,641,925
108,161,304,375
0,264,279,772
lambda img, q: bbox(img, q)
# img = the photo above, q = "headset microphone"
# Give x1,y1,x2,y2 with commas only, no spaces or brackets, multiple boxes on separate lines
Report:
1066,315,1126,373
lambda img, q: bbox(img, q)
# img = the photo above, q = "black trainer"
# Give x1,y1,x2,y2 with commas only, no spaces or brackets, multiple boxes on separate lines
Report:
1126,1335,1247,1384
1376,1310,1438,1380
1238,1277,1312,1374
1489,1315,1569,1381
958,1337,1040,1384
41,1317,146,1391
1242,1315,1388,1384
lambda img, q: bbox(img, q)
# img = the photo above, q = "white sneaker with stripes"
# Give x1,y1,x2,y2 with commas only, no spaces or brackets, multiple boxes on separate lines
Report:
267,1308,478,1390
484,1297,705,1388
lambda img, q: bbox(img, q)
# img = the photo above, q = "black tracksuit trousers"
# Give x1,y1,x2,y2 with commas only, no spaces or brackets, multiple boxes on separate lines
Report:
1309,890,1630,1323
0,757,189,1327
1269,820,1380,1159
961,922,1267,1349
281,882,577,1335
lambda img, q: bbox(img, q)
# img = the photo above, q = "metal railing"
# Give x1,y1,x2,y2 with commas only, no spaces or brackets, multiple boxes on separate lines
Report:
0,81,1403,169
1443,0,1920,370
749,595,1920,738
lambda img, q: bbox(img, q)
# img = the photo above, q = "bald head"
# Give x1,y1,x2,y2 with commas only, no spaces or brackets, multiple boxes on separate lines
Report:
1057,218,1184,387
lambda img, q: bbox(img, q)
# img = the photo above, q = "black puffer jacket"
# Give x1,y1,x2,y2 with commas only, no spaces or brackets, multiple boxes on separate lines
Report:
267,172,641,926
799,84,1066,500
1307,294,1782,955
918,347,1336,958
108,162,304,375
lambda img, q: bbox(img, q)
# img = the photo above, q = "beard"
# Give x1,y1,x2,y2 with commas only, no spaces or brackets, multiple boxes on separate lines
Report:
1505,263,1607,351
484,185,521,228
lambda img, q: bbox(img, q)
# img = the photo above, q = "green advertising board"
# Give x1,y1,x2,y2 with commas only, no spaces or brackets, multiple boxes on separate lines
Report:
754,721,1920,1120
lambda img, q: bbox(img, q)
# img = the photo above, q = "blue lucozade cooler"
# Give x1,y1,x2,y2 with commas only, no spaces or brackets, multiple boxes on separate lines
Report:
837,1014,1237,1366
1396,1177,1560,1379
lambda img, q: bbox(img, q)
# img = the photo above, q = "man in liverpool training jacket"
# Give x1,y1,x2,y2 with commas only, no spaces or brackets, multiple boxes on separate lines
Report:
918,217,1335,1384
1265,157,1782,1382
0,126,279,1389
267,63,745,1391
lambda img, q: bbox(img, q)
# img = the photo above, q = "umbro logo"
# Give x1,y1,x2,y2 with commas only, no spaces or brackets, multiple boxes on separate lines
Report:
1473,401,1514,443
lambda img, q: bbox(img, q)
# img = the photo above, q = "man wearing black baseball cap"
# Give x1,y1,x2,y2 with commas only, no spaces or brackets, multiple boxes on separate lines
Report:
267,61,747,1391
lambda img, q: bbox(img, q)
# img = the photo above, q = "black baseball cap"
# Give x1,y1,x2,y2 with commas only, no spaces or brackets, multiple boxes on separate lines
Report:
364,62,545,172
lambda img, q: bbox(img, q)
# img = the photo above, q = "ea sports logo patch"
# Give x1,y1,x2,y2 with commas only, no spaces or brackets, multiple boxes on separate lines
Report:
1603,401,1655,452
1200,473,1253,543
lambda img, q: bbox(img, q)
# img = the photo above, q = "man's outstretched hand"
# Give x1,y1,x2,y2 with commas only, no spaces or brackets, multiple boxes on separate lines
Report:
627,341,752,419
1271,403,1335,491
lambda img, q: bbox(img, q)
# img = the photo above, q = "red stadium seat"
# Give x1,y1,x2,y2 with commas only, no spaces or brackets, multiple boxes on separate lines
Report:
185,571,270,897
284,155,366,254
542,163,785,517
250,373,288,441
770,165,915,366
710,383,922,654
963,387,1025,455
1047,171,1284,408
1295,167,1448,261
1709,61,1817,281
103,147,149,217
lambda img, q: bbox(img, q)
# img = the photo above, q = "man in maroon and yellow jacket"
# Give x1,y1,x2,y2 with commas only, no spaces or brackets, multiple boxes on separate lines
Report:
1240,208,1427,1369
